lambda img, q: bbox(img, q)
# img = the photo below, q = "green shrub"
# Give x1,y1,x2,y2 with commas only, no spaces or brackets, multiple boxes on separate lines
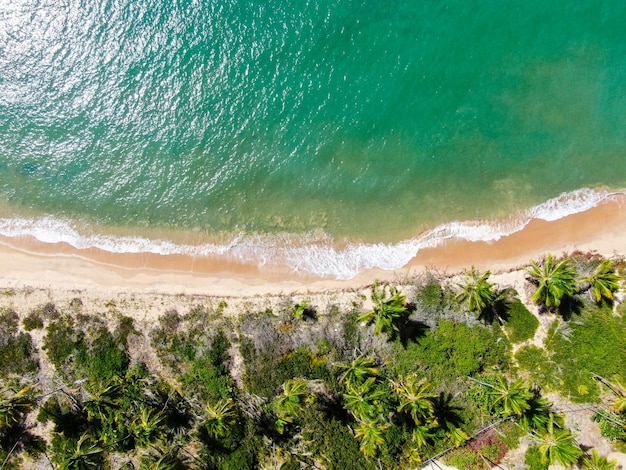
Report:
525,445,548,470
445,447,484,470
504,299,539,343
42,316,85,368
22,311,44,331
299,404,371,470
0,310,38,377
547,310,626,402
180,330,235,402
241,341,332,397
515,345,559,389
415,278,444,310
498,420,525,450
75,325,130,382
387,320,510,385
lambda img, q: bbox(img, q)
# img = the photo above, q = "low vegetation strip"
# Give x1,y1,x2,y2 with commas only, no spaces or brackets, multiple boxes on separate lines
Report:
0,252,624,469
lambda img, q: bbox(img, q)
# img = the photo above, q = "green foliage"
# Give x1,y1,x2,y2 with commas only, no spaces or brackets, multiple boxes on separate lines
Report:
489,375,533,418
525,445,549,470
415,277,445,311
580,258,621,304
42,316,85,370
546,310,626,402
272,379,312,434
299,403,371,470
179,329,234,402
0,310,38,378
359,281,407,336
242,341,331,397
456,267,496,315
498,420,525,450
334,356,379,389
504,299,539,343
387,320,509,385
526,254,578,311
342,309,362,351
52,433,106,470
594,412,626,443
531,413,582,467
22,310,44,331
75,325,130,382
581,449,619,470
515,345,559,389
289,300,313,321
445,430,507,470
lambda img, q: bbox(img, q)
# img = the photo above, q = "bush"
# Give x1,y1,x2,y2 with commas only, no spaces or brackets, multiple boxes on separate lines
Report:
42,316,85,369
387,320,510,386
22,311,44,331
180,330,235,402
75,325,130,382
0,310,38,377
525,445,548,470
546,310,626,402
242,342,332,397
504,299,539,343
300,403,371,470
445,428,507,470
515,345,559,389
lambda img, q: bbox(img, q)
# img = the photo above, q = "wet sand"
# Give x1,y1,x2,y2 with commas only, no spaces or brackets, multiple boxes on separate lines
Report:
0,196,624,297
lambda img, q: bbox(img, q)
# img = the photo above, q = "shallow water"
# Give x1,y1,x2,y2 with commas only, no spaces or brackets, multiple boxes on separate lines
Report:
1,0,625,276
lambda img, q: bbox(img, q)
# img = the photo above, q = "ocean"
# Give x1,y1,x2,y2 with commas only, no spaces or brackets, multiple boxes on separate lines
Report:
1,0,625,279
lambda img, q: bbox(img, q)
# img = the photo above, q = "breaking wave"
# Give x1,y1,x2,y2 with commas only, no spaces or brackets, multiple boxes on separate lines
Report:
0,188,622,280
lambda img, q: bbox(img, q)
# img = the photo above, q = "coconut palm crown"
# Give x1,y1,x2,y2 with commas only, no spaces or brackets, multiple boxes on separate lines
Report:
358,281,407,336
456,267,497,315
580,258,621,304
526,254,578,310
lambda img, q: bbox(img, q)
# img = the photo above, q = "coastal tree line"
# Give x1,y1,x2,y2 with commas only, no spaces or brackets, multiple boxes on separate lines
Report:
0,252,625,469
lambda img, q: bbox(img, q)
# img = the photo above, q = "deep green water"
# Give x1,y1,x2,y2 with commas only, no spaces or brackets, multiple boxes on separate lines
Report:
0,0,625,276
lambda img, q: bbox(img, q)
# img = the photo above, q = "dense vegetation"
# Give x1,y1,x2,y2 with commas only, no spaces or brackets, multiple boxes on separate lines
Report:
0,253,625,469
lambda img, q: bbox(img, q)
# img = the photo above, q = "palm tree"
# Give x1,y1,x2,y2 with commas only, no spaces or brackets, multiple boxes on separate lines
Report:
140,445,185,470
352,417,389,460
489,375,533,419
456,267,497,316
407,425,436,462
526,254,578,311
333,355,380,388
203,398,237,439
131,407,166,448
581,449,618,470
532,413,582,467
342,377,387,422
391,374,435,426
358,281,407,336
579,258,621,304
517,395,553,433
82,382,122,424
0,385,34,428
273,379,311,434
58,434,105,470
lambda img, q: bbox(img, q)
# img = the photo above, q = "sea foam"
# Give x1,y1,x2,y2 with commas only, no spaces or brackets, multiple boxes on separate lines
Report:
0,188,621,280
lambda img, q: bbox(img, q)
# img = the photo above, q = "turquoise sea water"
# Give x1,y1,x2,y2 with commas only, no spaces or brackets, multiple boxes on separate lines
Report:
1,0,625,277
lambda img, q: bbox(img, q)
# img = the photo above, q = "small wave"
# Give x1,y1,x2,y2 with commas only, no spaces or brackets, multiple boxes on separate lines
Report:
0,188,621,280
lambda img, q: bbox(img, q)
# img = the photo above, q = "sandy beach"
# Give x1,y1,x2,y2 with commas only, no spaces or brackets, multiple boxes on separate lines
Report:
0,195,624,300
1,195,625,470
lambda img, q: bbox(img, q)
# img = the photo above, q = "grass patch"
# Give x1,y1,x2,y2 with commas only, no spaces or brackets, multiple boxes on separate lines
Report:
515,345,559,389
546,308,626,402
504,299,539,343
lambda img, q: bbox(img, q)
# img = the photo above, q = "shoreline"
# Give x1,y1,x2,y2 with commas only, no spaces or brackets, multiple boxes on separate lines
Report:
0,193,625,297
